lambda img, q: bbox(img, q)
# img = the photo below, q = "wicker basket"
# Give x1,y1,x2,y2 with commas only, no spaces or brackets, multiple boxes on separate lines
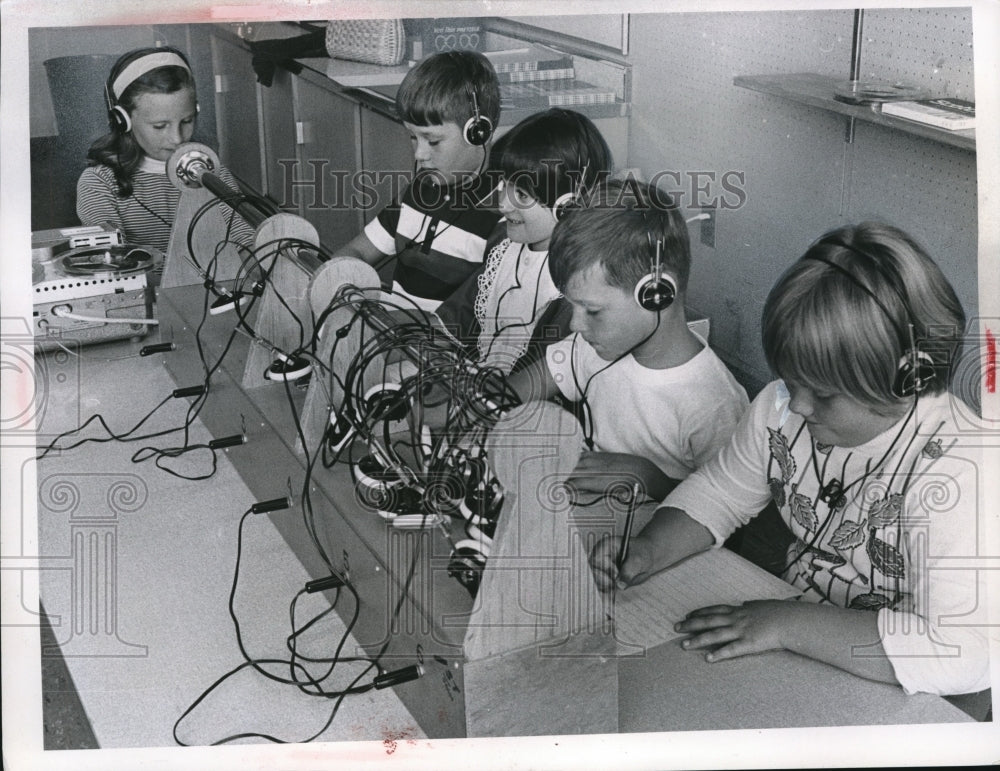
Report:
325,19,406,65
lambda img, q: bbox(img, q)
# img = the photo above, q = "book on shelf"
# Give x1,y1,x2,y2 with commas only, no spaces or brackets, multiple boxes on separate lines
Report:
501,101,627,123
483,45,572,74
880,97,975,131
419,17,484,54
501,79,618,108
497,66,575,84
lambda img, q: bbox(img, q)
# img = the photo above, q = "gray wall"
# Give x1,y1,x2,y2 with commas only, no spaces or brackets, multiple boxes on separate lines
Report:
626,8,977,398
29,26,157,138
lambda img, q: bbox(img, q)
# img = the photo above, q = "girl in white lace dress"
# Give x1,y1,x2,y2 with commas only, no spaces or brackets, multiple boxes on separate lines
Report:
435,108,613,375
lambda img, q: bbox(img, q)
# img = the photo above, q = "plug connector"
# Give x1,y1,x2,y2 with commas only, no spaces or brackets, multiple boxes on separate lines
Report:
172,385,206,399
209,433,246,450
305,574,345,593
373,664,424,690
140,342,175,356
251,496,292,514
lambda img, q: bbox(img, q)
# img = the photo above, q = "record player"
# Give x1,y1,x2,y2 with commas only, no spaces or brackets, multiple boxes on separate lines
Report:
32,224,160,352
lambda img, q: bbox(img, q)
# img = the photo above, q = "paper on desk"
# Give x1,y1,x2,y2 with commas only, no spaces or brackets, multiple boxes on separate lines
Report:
613,548,801,653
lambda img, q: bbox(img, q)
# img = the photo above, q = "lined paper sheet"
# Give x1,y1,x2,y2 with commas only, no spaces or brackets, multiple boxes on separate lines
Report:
614,548,801,653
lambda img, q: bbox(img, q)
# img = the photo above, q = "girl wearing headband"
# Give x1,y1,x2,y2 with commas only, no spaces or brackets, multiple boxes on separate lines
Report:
76,46,252,255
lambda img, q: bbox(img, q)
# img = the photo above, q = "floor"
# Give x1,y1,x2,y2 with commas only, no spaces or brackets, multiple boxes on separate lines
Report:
39,605,100,750
33,135,100,751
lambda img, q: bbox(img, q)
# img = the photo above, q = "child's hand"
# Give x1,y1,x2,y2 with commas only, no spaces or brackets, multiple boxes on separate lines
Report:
568,452,677,502
588,533,655,593
674,599,799,662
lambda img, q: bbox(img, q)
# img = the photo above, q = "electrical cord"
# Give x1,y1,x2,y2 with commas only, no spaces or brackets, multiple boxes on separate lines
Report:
50,305,159,325
172,509,386,746
569,312,663,451
779,398,921,573
36,391,177,460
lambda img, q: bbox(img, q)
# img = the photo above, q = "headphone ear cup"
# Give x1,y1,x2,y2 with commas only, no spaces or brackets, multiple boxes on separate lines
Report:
463,115,493,146
364,385,410,423
109,104,131,133
634,272,677,312
552,192,576,222
894,349,936,398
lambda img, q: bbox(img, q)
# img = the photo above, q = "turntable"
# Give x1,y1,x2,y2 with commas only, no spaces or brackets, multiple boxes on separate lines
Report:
32,229,161,352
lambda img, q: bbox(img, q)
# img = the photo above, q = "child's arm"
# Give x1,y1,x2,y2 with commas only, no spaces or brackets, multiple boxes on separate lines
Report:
590,505,902,683
335,231,392,267
76,167,125,233
568,452,680,502
673,598,900,684
503,353,560,405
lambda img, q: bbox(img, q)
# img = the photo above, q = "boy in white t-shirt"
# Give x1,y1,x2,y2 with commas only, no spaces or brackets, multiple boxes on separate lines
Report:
508,179,748,502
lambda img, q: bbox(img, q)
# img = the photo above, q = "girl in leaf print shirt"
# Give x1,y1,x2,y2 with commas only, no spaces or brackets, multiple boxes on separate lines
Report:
591,222,990,697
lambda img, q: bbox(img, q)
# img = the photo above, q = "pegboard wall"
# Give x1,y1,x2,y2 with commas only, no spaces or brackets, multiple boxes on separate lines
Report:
859,7,975,100
626,9,980,400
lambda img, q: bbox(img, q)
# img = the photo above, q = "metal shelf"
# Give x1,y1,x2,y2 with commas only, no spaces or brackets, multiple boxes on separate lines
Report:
733,72,975,152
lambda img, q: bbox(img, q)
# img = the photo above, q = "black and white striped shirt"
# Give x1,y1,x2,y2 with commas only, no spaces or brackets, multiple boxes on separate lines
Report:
76,156,253,252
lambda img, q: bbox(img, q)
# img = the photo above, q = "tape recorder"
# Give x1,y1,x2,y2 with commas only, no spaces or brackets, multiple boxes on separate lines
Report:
32,224,160,352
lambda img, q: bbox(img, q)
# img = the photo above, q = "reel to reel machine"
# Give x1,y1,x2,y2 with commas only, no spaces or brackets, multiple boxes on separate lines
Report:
32,227,161,352
58,244,157,277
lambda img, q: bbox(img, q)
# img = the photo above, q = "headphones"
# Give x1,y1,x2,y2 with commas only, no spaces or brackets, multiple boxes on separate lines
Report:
552,160,591,222
463,83,493,146
105,47,193,133
806,238,937,398
634,232,678,312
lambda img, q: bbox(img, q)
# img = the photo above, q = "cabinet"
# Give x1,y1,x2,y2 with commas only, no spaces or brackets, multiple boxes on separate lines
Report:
358,106,414,227
211,33,265,193
258,65,298,208
231,50,373,247
292,74,365,245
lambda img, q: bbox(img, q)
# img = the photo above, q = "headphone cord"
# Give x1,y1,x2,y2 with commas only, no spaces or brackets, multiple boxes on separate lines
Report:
132,192,173,228
570,312,662,451
480,242,549,364
781,395,920,573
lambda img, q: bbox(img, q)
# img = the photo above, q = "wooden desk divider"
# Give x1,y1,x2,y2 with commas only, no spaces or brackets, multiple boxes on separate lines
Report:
237,214,322,390
461,401,618,736
162,143,249,290
301,256,383,453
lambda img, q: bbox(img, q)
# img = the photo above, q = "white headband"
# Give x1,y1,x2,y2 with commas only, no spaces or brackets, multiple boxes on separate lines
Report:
111,51,191,100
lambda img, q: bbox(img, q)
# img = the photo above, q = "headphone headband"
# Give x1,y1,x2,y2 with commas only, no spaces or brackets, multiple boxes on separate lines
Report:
463,84,493,146
804,240,935,398
634,233,677,312
111,50,190,101
553,159,590,221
